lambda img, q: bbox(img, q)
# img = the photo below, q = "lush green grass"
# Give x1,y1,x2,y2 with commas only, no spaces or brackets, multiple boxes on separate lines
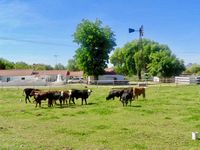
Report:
0,85,200,150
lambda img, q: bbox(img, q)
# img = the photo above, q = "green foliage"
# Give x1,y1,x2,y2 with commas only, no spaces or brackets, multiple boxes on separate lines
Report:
66,58,80,71
0,58,15,69
148,50,185,77
0,58,56,70
185,63,200,75
110,39,185,78
54,63,66,70
110,42,138,75
32,63,54,70
73,19,116,78
14,61,31,69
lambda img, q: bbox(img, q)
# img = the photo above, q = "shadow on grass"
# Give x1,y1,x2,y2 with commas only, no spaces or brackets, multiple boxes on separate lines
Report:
131,105,142,108
87,102,97,105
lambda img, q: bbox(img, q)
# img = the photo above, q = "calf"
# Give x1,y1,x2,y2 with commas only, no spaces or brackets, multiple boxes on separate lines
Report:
134,87,145,99
68,89,92,105
23,88,40,103
106,89,124,100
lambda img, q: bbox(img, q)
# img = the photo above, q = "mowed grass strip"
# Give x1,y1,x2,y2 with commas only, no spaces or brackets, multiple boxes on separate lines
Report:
0,85,200,150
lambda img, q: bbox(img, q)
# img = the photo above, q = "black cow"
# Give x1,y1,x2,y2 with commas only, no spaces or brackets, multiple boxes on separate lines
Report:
106,89,124,100
121,89,134,106
23,88,40,103
48,91,69,107
68,89,92,105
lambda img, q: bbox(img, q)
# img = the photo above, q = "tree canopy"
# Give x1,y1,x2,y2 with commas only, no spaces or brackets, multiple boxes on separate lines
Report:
110,39,185,78
73,19,116,79
148,50,185,77
66,58,80,71
185,63,200,75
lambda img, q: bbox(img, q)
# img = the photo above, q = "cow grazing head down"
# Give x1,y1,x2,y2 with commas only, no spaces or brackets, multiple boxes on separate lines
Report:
106,89,124,100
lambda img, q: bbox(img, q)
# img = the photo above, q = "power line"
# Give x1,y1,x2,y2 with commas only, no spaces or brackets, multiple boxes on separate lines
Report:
0,36,73,47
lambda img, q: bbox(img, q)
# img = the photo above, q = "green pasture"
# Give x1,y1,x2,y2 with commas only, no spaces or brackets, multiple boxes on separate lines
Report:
0,85,200,150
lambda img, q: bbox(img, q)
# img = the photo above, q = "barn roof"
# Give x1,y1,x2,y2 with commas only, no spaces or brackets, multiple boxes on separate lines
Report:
0,69,33,76
0,69,84,77
0,68,114,76
104,68,116,75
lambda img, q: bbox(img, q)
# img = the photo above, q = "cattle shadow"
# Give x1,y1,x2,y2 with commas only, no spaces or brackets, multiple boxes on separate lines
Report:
129,105,142,108
87,102,97,105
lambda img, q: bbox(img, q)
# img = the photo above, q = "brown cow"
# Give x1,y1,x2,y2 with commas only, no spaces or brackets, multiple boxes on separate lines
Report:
32,92,49,107
134,87,145,99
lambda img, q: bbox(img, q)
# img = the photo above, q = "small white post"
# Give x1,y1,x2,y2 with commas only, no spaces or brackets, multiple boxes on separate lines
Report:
192,132,198,140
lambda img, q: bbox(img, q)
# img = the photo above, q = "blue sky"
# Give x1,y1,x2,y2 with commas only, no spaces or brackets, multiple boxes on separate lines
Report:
0,0,200,66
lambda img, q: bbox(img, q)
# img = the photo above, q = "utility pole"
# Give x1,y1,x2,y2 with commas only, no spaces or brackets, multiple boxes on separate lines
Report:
54,54,58,67
129,25,144,80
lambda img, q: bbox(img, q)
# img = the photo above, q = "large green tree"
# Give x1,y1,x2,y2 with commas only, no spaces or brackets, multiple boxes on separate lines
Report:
73,19,116,79
148,50,185,77
110,39,185,79
66,58,80,71
110,42,138,76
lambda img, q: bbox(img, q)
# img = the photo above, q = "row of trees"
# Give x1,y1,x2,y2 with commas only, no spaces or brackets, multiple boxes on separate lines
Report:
0,58,66,70
71,19,185,79
185,64,200,75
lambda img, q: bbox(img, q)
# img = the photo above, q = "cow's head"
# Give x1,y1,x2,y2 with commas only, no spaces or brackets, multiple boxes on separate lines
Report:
88,89,92,95
68,90,72,96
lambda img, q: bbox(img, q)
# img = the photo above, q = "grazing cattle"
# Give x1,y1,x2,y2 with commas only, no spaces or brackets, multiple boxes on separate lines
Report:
23,88,40,103
48,91,69,107
106,89,124,100
121,89,134,106
134,87,145,99
68,89,92,105
32,92,49,107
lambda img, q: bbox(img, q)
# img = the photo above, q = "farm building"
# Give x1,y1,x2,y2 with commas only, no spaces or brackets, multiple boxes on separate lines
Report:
175,76,200,84
87,68,128,85
0,69,83,86
0,68,127,86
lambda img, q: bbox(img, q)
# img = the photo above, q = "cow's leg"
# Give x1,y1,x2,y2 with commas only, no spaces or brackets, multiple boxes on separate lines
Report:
35,101,38,107
25,96,29,103
67,98,69,105
81,98,83,105
39,101,41,107
143,92,145,98
48,99,52,107
28,96,31,103
85,98,87,105
59,99,62,107
72,98,75,104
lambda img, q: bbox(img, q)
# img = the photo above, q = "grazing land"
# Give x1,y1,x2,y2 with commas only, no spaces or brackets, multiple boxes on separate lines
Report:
0,84,200,150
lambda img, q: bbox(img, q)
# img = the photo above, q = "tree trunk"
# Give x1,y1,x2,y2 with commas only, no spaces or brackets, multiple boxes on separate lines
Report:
94,75,98,84
137,69,142,80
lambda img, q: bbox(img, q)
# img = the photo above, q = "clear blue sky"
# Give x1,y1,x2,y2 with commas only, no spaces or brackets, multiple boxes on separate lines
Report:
0,0,200,66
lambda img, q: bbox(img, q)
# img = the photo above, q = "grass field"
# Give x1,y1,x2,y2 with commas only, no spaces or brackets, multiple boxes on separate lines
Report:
0,84,200,150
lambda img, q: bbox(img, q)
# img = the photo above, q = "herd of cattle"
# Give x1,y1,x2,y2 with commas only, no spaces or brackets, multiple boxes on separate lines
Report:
23,87,146,107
